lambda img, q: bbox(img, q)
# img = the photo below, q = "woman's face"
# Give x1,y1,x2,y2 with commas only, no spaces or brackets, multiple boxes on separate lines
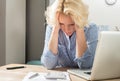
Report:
58,13,75,36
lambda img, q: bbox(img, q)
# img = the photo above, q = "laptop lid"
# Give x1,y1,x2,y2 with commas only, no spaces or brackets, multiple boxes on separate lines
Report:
91,31,120,80
68,31,120,80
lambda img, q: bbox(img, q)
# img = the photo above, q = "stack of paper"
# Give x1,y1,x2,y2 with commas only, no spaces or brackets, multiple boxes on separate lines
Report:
22,72,70,81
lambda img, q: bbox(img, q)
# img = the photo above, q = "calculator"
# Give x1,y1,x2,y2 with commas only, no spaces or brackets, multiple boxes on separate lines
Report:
45,72,66,79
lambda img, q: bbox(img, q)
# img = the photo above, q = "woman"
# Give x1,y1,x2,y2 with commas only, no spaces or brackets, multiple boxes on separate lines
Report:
41,0,98,69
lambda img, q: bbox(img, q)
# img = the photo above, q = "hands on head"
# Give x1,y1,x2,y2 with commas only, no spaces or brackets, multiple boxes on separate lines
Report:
48,0,88,56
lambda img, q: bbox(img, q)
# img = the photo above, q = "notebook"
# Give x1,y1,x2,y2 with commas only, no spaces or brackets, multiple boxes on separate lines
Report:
67,31,120,80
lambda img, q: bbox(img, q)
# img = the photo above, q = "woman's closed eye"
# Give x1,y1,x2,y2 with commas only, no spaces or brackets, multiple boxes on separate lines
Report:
68,24,75,27
59,23,75,27
59,23,65,27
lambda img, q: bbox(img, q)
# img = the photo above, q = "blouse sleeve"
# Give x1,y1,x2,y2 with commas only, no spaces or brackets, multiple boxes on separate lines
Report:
41,25,59,69
74,24,98,69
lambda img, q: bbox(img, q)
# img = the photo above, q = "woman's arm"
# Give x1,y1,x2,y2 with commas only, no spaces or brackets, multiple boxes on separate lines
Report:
48,12,61,54
48,25,60,54
41,13,61,69
75,24,98,69
75,26,87,58
41,25,59,69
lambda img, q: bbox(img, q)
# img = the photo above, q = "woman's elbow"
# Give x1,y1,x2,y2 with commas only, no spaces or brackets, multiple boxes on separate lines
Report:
46,66,54,70
78,57,93,69
42,62,55,70
41,58,56,70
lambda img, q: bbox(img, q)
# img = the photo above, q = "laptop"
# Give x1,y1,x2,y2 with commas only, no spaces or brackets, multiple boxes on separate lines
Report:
67,31,120,80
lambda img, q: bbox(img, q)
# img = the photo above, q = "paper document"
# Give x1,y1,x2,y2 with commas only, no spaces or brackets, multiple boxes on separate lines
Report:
22,72,70,81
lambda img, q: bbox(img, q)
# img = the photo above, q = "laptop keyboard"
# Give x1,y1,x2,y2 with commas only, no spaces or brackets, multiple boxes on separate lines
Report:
67,69,91,77
84,71,91,75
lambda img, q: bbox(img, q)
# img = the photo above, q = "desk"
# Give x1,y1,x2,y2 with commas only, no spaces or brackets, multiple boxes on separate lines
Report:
0,64,120,81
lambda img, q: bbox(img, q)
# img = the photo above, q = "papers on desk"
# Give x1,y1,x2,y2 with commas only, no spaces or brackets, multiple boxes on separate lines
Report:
22,72,70,81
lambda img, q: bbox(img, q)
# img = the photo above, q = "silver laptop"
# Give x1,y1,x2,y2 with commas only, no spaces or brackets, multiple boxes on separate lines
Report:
67,31,120,80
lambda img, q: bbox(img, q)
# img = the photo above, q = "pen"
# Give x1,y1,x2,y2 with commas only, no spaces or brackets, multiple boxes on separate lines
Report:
29,73,39,79
6,66,25,70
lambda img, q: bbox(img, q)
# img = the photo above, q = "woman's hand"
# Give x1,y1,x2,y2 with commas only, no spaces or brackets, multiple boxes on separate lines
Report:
75,25,87,58
53,12,61,30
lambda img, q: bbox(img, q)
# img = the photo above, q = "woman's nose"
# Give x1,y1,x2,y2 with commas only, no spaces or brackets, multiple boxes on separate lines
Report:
67,27,72,32
65,25,70,30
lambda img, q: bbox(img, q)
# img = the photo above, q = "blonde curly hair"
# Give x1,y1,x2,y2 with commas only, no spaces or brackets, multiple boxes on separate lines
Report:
45,0,89,28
